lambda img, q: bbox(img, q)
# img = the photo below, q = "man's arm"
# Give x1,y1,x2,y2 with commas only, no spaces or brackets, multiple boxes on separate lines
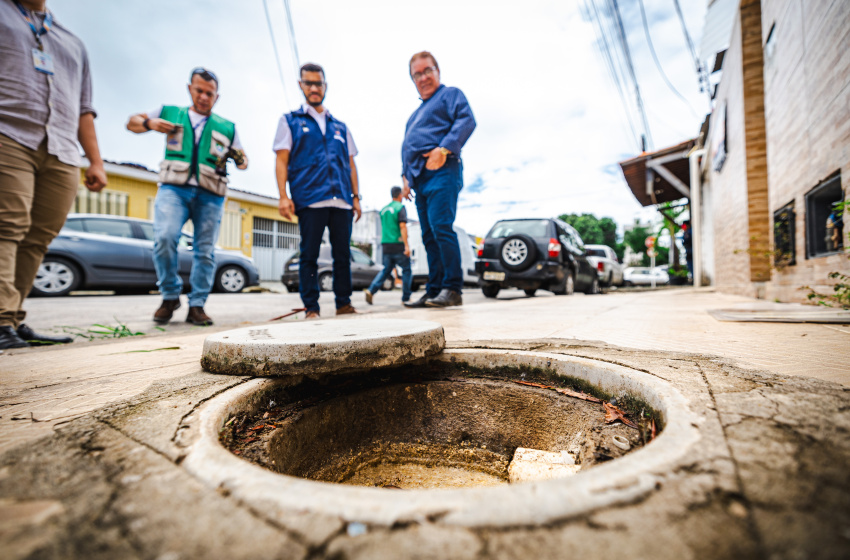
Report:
78,113,106,192
440,89,476,155
401,175,412,201
350,155,361,222
275,150,295,221
400,221,410,257
126,113,177,134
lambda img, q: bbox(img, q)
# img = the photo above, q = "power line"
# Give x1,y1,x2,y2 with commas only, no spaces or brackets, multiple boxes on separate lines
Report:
671,0,712,105
262,0,292,106
609,0,654,150
637,0,698,117
282,0,301,69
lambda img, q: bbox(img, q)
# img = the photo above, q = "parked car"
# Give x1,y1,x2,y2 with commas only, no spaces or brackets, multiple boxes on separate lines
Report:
623,266,670,286
281,246,394,293
585,244,624,287
474,218,600,297
31,214,260,297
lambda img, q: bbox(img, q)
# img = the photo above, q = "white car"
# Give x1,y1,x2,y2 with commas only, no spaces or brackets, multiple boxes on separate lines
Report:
585,244,624,286
623,266,669,286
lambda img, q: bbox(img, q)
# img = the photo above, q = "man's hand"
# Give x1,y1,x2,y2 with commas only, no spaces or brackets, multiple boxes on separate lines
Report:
84,162,107,192
423,147,448,170
352,198,362,222
278,197,295,221
404,244,411,257
401,176,413,201
147,118,178,134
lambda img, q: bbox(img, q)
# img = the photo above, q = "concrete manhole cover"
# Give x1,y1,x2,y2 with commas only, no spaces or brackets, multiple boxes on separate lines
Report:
201,319,445,377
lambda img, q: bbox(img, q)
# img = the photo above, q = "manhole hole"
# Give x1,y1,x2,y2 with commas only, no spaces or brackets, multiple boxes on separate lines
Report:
183,348,700,527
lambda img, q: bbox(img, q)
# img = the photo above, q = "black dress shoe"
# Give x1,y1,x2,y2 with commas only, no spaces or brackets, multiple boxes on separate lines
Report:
1,326,30,349
425,289,463,308
17,324,72,346
403,293,435,308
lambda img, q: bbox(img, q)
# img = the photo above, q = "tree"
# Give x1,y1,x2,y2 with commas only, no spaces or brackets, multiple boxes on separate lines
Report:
559,213,623,260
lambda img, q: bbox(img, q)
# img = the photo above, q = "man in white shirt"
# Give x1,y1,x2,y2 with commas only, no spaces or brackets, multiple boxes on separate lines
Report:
273,63,361,319
127,67,248,326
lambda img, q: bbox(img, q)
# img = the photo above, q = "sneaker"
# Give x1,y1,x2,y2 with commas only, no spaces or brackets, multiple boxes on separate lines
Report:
336,304,358,315
153,299,181,323
363,288,374,305
186,306,213,326
305,310,320,319
425,289,463,308
403,293,433,308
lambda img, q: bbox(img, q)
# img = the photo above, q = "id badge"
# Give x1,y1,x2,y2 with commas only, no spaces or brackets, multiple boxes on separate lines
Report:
32,48,54,75
166,125,184,151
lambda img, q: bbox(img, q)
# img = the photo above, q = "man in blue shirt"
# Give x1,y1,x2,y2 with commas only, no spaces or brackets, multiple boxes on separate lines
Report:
273,63,362,319
401,51,476,308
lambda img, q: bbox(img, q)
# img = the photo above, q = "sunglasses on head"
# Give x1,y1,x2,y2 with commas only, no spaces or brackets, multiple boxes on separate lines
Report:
190,67,218,84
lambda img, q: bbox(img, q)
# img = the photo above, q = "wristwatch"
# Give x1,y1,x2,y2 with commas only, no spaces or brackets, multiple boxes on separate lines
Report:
353,193,362,200
439,147,450,156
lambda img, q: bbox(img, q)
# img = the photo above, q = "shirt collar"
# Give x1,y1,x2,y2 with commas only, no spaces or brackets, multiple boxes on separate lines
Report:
419,84,445,102
301,103,332,122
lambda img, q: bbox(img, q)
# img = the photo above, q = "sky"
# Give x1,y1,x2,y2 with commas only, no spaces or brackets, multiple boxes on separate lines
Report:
49,0,708,238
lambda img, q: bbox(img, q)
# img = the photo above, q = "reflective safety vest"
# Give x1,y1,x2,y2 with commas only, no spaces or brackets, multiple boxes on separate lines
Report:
157,105,235,196
380,200,404,244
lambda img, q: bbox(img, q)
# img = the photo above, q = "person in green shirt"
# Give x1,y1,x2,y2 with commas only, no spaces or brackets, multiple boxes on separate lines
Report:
364,186,412,304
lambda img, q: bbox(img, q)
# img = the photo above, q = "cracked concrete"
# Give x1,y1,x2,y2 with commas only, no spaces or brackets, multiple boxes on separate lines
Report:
1,337,848,559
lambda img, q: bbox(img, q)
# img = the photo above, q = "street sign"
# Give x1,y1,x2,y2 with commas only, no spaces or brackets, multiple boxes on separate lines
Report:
645,236,656,249
647,248,657,258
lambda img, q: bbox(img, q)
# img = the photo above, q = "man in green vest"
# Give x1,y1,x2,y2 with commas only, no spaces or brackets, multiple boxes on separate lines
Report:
363,186,412,304
126,67,248,326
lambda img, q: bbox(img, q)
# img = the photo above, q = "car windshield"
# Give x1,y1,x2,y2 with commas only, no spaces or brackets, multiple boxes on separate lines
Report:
586,248,607,257
487,220,550,239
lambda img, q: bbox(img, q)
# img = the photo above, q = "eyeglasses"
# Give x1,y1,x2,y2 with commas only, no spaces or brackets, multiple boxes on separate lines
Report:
411,66,437,81
190,67,218,84
301,80,326,89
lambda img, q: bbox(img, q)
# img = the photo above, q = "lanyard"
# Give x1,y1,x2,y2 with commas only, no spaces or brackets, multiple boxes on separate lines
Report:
15,2,53,50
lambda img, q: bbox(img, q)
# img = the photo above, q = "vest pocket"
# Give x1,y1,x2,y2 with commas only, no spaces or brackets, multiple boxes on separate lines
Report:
210,130,231,159
165,125,185,153
198,164,228,197
159,159,191,185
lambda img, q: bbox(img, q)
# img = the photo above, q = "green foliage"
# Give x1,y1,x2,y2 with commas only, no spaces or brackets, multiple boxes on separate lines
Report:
559,213,623,260
60,320,146,341
803,200,849,309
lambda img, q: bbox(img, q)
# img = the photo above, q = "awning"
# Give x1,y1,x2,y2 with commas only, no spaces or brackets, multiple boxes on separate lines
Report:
618,139,697,207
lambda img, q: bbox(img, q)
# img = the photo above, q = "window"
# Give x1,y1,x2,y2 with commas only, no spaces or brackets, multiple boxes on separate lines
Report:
62,219,85,233
351,249,372,265
74,188,128,216
82,218,134,238
773,202,795,267
138,223,154,241
487,220,550,239
805,174,844,258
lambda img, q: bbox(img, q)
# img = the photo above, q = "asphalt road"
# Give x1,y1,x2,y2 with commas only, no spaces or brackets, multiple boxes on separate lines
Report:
21,285,541,340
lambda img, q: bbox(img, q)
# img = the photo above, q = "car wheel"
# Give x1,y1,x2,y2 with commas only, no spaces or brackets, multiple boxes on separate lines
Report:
481,283,501,298
31,257,81,297
524,288,537,297
319,272,333,292
499,234,538,271
585,276,600,295
215,265,247,293
382,276,394,291
551,268,574,296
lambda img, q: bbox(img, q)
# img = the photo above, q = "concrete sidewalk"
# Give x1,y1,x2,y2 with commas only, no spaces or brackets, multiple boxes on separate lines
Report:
2,288,847,456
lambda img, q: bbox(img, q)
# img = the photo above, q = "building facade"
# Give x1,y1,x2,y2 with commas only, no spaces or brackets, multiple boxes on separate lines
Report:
700,0,848,301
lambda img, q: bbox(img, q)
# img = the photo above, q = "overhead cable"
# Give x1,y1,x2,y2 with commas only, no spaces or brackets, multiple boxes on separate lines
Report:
283,0,301,69
262,0,292,107
637,0,699,117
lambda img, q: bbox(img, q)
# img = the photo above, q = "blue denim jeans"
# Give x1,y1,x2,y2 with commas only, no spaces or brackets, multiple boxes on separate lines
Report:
296,206,353,312
153,184,224,307
412,158,464,294
368,251,412,302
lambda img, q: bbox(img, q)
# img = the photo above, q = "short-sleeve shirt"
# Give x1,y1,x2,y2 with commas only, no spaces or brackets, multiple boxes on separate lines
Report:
383,206,408,255
0,0,96,166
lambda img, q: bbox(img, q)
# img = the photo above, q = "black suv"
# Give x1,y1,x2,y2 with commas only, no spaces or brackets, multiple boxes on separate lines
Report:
475,218,600,297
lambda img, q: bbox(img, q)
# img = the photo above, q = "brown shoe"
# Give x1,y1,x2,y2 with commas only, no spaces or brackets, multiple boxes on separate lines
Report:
153,299,181,323
305,310,320,319
186,306,213,326
336,304,357,315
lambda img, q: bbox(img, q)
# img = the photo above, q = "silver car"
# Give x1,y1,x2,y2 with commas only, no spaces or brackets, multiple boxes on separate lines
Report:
585,244,624,287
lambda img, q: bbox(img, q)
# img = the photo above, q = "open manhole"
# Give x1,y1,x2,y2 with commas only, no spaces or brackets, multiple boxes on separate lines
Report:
184,348,699,527
219,360,655,489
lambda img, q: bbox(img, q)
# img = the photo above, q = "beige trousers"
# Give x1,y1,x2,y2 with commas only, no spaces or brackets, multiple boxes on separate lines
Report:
0,133,79,327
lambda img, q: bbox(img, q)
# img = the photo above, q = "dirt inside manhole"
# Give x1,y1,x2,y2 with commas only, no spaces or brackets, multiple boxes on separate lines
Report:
220,361,661,489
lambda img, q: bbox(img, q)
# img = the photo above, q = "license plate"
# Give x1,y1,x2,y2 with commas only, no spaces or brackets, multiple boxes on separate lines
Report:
483,271,505,281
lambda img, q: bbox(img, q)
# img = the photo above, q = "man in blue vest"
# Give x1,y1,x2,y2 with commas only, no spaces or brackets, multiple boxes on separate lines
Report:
273,63,362,319
363,186,412,305
127,67,248,326
401,51,476,308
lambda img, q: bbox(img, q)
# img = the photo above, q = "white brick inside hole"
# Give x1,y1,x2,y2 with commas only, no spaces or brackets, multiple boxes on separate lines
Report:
508,448,581,484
